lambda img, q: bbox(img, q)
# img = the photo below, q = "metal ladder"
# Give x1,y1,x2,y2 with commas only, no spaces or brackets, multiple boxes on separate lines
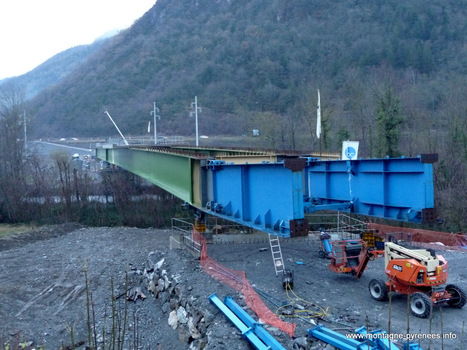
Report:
269,234,285,276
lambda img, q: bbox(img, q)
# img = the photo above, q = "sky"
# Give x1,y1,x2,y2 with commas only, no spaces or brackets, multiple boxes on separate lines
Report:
0,0,156,79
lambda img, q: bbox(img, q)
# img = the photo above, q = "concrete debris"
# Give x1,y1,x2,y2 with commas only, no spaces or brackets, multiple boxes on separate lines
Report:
142,252,214,347
178,327,192,343
172,273,182,283
148,280,156,293
168,310,179,329
157,278,166,292
154,257,165,270
292,336,309,349
188,316,202,339
126,286,147,302
177,306,188,324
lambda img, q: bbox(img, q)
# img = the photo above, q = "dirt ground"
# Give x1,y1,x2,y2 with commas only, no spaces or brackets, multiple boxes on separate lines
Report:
0,225,466,349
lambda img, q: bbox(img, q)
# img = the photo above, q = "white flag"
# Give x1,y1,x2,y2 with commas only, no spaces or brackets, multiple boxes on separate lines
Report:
316,89,321,139
148,121,151,133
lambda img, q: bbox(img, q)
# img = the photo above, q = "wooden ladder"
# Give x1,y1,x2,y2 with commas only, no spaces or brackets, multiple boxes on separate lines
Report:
269,234,285,276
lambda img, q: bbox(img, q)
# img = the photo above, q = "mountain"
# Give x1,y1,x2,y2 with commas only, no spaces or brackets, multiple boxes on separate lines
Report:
12,0,467,232
1,38,111,101
27,0,467,151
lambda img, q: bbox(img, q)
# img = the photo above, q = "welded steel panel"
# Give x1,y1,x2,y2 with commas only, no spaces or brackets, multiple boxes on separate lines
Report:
96,146,436,236
97,147,193,203
305,156,435,222
206,163,298,236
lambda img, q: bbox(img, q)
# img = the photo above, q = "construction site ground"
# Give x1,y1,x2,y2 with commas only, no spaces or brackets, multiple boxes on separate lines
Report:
0,224,466,349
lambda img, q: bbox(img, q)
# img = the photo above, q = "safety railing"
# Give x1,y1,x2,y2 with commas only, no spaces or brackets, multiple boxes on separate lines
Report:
307,212,367,240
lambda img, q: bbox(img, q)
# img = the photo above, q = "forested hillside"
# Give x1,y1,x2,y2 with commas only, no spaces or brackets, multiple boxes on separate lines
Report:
24,0,466,230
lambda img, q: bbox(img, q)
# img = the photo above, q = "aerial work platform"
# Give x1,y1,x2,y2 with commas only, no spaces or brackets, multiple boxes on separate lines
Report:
96,145,437,237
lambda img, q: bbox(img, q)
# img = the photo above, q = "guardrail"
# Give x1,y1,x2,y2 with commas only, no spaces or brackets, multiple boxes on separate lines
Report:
171,218,193,234
171,218,201,256
306,212,367,239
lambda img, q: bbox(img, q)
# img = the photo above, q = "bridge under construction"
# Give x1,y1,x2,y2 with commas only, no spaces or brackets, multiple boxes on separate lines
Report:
95,144,437,237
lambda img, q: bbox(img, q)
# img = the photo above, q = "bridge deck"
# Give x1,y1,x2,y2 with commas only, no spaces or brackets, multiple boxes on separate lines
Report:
96,145,436,237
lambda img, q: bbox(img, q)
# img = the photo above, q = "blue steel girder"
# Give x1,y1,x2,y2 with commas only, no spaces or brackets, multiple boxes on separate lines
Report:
204,157,308,237
208,294,270,350
204,155,435,236
354,326,407,350
304,155,436,223
223,296,286,350
308,325,374,350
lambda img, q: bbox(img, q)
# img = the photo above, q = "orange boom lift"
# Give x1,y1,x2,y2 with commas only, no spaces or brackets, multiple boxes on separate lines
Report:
368,242,466,318
327,238,384,278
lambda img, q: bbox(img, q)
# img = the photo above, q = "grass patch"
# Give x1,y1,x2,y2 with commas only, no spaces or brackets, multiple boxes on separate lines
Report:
0,224,34,239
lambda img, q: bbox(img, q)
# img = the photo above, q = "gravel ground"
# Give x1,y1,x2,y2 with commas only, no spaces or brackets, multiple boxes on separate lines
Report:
0,225,466,349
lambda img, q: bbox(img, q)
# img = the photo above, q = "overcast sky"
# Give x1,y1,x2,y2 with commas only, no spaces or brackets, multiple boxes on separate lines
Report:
0,0,156,79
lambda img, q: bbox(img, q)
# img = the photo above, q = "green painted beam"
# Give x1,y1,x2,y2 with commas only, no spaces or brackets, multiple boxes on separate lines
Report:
96,147,193,203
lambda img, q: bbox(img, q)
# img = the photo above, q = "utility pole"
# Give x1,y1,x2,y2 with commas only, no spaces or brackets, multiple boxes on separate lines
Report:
190,96,202,146
21,111,27,148
316,89,322,156
150,101,161,145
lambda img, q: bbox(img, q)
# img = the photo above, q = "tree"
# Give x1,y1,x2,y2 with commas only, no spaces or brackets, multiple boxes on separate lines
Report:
254,111,281,149
375,87,404,157
52,151,74,220
433,84,467,232
284,107,302,151
320,108,332,152
0,83,27,222
24,151,57,220
343,68,374,158
336,128,351,150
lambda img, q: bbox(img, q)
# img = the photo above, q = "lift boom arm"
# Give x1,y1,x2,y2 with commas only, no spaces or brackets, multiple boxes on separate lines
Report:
384,242,441,274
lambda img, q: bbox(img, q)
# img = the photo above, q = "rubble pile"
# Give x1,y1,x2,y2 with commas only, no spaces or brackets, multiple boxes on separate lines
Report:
129,249,312,350
130,251,215,349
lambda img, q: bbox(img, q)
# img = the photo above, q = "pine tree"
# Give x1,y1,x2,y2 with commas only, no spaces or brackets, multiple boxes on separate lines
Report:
375,87,404,157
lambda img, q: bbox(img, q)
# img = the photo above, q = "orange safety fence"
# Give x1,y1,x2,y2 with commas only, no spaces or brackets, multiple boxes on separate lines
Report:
367,223,467,251
192,227,296,337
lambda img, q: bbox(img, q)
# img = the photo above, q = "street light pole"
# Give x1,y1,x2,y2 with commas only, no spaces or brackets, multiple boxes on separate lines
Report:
150,102,160,145
21,111,27,148
190,96,202,147
194,96,199,147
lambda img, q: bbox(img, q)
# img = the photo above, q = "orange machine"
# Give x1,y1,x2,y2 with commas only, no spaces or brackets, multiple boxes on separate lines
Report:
328,240,372,279
369,242,466,318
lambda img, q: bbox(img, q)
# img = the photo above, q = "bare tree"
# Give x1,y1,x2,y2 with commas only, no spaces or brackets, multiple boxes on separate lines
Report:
343,68,374,157
254,111,281,149
51,151,74,220
24,151,58,220
299,86,320,151
284,107,302,151
434,86,467,232
0,82,27,222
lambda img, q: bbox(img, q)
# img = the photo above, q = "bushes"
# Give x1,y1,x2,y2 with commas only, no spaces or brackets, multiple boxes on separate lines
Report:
1,196,183,229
